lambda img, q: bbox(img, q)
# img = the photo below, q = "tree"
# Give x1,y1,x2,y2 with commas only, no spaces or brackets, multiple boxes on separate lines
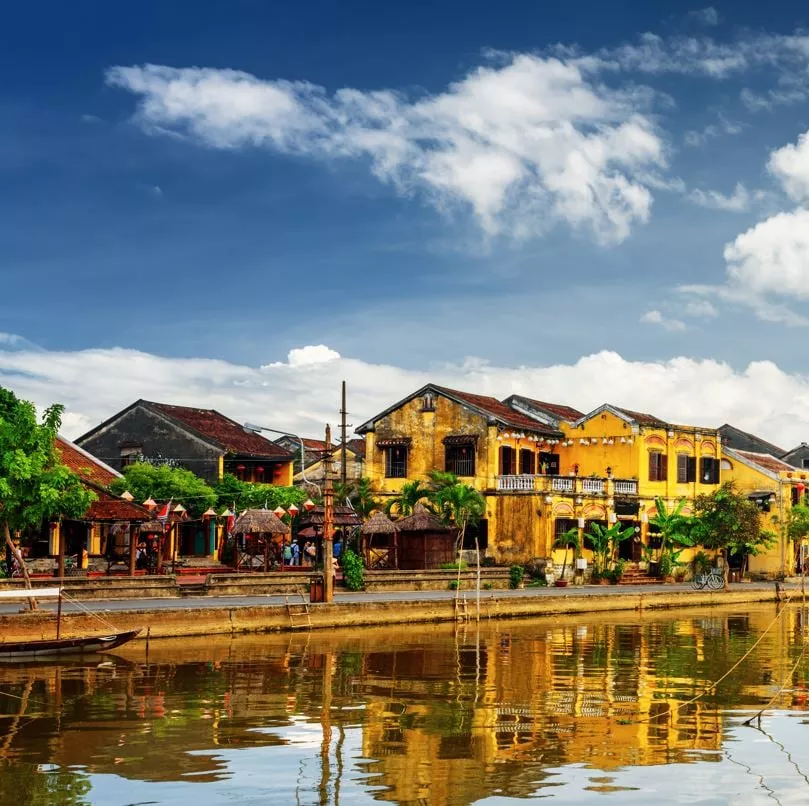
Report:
692,482,774,586
649,497,695,578
212,474,307,512
554,526,580,581
334,476,378,520
0,388,95,606
587,522,635,578
384,480,432,518
109,462,217,517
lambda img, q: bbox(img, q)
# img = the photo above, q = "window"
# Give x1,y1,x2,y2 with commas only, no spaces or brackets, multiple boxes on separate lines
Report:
538,452,560,475
554,518,578,541
792,486,801,506
676,454,696,483
700,457,720,484
802,458,809,469
499,445,516,476
384,446,408,478
119,444,142,468
421,392,436,412
519,449,535,475
445,445,475,476
648,452,667,482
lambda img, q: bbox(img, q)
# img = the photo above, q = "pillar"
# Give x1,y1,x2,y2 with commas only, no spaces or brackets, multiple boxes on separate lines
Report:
323,479,334,603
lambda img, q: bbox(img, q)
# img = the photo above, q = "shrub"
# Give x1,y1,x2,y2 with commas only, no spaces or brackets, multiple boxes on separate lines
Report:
448,580,462,590
482,582,493,590
509,565,525,589
341,549,365,591
482,556,497,567
693,550,712,575
439,561,468,570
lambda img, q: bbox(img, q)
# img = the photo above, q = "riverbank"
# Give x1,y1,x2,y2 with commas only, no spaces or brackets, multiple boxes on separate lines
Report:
0,582,794,642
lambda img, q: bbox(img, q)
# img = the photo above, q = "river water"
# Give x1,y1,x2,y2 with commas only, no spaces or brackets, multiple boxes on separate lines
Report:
1,603,808,805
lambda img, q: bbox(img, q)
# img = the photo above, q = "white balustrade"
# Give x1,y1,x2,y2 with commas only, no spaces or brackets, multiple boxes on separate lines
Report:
550,476,575,493
581,478,605,495
496,475,537,492
613,479,638,495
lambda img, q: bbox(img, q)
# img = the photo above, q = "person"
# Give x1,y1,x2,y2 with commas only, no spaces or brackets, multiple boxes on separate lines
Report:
291,541,300,566
333,537,342,561
283,542,293,567
331,556,339,585
304,541,317,566
136,542,148,570
80,543,89,570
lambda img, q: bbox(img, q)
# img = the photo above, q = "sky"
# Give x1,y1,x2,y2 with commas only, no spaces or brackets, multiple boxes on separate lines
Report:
4,1,809,447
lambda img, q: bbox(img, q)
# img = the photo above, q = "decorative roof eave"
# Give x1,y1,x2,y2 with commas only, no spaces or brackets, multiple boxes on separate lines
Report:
442,434,479,446
722,446,784,482
376,437,412,448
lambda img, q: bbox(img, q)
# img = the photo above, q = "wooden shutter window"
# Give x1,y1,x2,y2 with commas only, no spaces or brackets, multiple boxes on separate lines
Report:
649,451,668,482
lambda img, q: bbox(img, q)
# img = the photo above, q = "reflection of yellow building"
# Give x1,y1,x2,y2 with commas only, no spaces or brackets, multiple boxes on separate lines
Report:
357,385,723,566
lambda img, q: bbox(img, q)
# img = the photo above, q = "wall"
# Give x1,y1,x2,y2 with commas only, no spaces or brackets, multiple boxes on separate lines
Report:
78,405,222,482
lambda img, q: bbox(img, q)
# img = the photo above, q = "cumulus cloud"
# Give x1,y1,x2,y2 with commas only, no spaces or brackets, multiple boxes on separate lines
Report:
4,342,809,449
687,182,750,211
684,299,718,318
640,310,687,331
769,131,809,201
107,57,667,245
687,7,720,26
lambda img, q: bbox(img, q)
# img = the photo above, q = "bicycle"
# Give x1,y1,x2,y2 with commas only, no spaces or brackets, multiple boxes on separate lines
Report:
691,567,724,590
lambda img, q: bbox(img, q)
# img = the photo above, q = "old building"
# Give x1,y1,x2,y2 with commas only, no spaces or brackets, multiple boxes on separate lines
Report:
718,423,785,456
357,384,724,567
780,442,809,470
76,400,294,485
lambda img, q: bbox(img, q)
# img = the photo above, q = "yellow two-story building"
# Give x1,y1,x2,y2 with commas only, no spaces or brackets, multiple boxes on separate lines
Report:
357,385,725,568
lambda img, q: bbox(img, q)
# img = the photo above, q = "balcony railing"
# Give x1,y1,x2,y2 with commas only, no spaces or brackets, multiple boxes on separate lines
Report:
494,475,638,495
581,478,605,495
613,479,638,495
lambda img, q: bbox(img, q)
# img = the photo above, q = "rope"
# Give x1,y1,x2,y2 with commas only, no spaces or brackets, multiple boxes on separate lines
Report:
634,603,789,724
59,591,119,632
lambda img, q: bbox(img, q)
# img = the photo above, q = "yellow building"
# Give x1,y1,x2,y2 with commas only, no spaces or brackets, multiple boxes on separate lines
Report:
357,385,723,568
721,446,806,577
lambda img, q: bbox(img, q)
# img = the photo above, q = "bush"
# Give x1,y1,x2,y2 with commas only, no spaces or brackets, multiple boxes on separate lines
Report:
439,561,468,570
482,556,497,567
482,582,493,590
693,551,712,575
341,549,365,591
448,580,462,590
509,565,525,589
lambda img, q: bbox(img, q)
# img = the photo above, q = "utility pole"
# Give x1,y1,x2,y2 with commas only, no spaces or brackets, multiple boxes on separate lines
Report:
340,381,348,489
323,424,334,604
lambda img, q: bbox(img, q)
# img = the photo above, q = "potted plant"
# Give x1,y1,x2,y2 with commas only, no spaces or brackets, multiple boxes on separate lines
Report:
553,527,579,587
509,565,525,589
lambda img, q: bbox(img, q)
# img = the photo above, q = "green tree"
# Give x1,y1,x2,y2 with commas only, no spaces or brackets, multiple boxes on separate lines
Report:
384,480,432,517
334,476,378,520
212,474,307,512
692,482,774,585
587,522,636,577
554,526,580,581
0,388,95,605
109,462,217,517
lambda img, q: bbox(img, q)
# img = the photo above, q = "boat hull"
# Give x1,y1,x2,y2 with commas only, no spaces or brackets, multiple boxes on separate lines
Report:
0,629,141,659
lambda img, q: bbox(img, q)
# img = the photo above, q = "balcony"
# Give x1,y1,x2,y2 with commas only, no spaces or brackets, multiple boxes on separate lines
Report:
494,475,638,495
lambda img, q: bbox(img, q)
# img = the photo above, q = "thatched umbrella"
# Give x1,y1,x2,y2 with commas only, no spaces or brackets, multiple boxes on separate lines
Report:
360,511,398,567
395,502,449,533
231,509,290,572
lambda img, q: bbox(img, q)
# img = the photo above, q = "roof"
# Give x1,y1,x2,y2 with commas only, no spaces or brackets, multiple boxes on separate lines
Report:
56,436,120,487
609,406,670,428
231,508,290,536
730,449,795,475
360,511,398,534
85,489,153,522
503,394,584,424
143,402,293,459
299,505,362,527
395,502,452,533
346,438,366,458
718,424,785,457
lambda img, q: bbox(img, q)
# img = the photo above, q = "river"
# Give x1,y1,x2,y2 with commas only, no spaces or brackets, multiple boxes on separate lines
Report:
1,603,807,805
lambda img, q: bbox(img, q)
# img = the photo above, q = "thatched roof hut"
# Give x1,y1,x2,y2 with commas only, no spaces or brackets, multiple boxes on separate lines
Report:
395,503,450,533
231,508,290,536
299,505,361,529
360,512,398,535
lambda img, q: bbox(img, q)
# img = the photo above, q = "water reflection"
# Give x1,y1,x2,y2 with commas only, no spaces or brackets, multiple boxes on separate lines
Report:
0,604,808,805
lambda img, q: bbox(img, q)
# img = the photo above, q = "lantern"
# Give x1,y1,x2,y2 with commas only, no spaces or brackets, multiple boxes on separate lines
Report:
120,490,134,501
273,506,287,518
303,498,316,512
173,504,187,514
221,508,234,518
203,508,217,518
287,504,300,517
143,497,157,510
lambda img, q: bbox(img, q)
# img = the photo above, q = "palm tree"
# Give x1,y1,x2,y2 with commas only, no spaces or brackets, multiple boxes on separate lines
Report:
384,480,432,518
553,526,580,582
431,480,486,612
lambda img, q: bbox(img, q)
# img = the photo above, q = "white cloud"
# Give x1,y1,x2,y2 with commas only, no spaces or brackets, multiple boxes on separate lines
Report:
107,58,666,245
687,7,720,26
687,182,750,211
684,299,718,318
768,130,809,200
683,114,743,147
723,208,809,298
5,342,809,449
640,310,687,331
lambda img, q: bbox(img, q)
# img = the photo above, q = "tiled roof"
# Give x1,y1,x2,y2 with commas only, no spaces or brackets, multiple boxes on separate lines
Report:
85,490,152,521
610,406,670,428
434,386,562,435
145,402,292,459
301,438,328,450
57,437,119,487
347,438,366,458
719,424,785,457
506,395,584,422
734,450,795,475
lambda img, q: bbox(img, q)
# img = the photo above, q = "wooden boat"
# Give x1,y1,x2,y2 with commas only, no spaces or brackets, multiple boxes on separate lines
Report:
0,587,141,660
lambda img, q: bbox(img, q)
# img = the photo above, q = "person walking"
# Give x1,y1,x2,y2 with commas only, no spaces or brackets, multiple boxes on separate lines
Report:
291,541,300,566
283,542,293,567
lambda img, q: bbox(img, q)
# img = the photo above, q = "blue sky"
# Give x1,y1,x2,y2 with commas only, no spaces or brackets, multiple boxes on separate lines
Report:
5,1,809,443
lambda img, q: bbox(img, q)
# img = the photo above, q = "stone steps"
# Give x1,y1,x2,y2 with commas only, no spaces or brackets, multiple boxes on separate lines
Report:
619,569,659,585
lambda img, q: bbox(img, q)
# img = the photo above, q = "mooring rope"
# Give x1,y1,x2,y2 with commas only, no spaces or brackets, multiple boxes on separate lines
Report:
634,603,789,724
59,591,119,632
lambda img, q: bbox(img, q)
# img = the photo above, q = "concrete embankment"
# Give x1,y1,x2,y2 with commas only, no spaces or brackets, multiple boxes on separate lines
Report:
0,586,784,642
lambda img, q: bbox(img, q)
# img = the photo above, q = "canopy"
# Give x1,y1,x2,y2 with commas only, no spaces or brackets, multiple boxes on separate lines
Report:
360,511,398,535
231,508,290,536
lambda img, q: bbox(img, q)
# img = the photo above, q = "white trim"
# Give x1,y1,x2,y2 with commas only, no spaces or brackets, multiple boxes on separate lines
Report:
0,587,61,600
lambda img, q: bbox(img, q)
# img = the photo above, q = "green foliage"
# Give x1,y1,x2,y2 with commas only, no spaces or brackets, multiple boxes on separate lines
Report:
334,476,378,520
439,561,468,570
554,526,580,579
586,522,635,576
0,387,95,534
385,480,432,517
448,579,461,590
649,497,693,545
213,474,307,512
110,462,217,517
341,548,365,591
788,504,809,542
658,551,674,578
693,550,712,574
509,565,525,589
482,556,497,567
482,582,493,590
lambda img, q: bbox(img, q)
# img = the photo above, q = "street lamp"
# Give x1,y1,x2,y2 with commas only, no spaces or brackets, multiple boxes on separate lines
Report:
243,422,320,492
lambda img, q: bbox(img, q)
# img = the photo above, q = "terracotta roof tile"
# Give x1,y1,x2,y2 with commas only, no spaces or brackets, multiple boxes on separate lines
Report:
346,438,366,457
610,406,670,428
146,402,292,459
434,386,562,435
85,490,152,521
57,437,119,487
507,395,584,422
734,450,795,474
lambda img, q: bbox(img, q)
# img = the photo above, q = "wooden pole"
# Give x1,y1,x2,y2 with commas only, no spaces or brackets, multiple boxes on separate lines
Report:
57,522,65,581
56,590,62,640
340,381,348,490
129,526,138,577
323,424,335,603
3,522,37,611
